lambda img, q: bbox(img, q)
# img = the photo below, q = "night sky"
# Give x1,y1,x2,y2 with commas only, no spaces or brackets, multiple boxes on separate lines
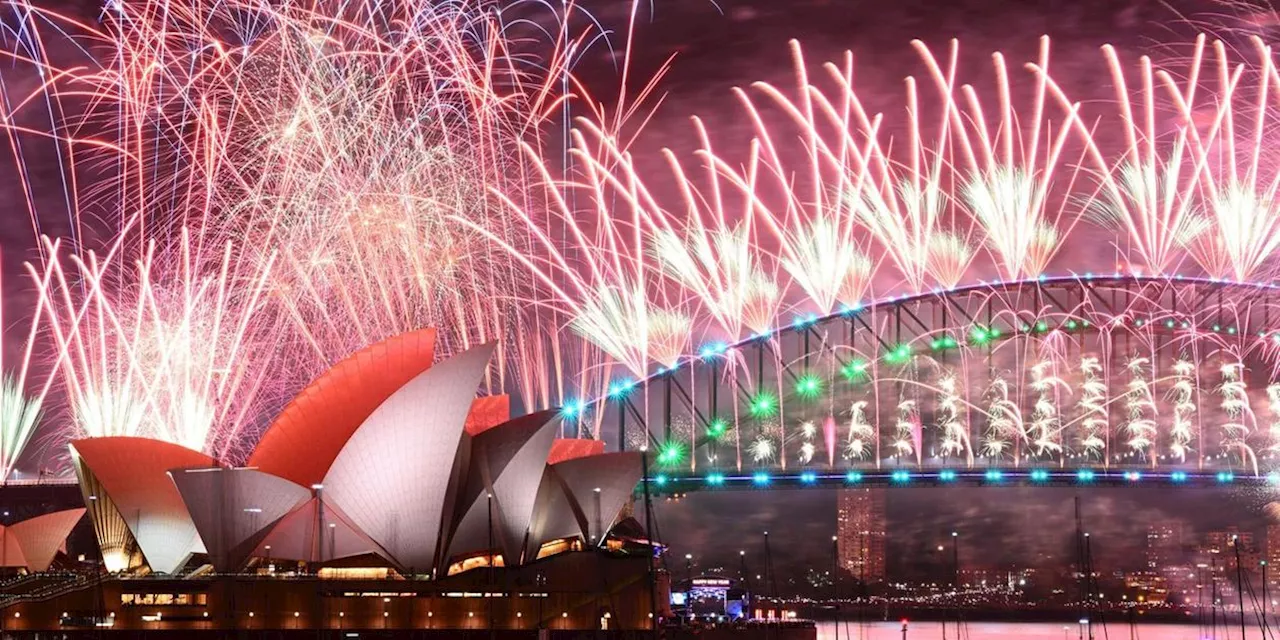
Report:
3,0,1277,583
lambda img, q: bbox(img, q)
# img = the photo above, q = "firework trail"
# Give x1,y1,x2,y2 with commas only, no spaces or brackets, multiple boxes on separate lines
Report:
0,253,53,481
845,400,875,461
981,377,1021,461
1169,359,1199,462
1028,360,1068,459
1078,356,1109,459
29,232,278,461
1121,356,1158,459
651,118,782,341
935,374,970,462
926,36,1087,281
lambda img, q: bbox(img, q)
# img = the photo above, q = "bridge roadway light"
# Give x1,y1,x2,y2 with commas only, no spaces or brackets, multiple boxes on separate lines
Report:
799,471,818,485
1076,469,1095,482
1217,472,1234,483
891,470,911,484
752,472,771,486
938,470,957,482
705,473,725,487
1030,469,1049,482
984,469,1003,482
845,472,863,483
1171,471,1188,483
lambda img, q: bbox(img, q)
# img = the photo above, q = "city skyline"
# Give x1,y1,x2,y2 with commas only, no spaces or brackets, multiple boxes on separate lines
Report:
655,486,1278,595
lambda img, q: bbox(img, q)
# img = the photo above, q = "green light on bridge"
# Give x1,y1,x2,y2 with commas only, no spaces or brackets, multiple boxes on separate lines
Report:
656,440,687,466
930,335,959,350
969,326,1000,345
749,392,778,418
841,359,869,382
795,373,823,399
884,344,912,364
706,418,729,439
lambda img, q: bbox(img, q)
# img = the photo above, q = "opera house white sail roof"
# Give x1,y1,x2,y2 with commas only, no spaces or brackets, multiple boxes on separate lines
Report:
68,330,643,576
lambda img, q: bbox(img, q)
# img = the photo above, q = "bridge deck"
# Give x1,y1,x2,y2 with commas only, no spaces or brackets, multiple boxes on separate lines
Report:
646,467,1271,492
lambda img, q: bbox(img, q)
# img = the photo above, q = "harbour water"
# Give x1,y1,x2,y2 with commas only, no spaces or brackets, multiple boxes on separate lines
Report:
816,620,1268,639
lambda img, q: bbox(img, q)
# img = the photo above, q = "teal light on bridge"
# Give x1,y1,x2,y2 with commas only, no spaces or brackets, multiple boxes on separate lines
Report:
1034,320,1048,332
654,474,668,486
607,379,635,399
1124,471,1142,482
1216,471,1234,483
841,359,869,382
1030,469,1050,482
891,470,911,483
793,313,819,329
1076,469,1096,482
1268,472,1280,485
799,471,818,484
748,392,778,418
1171,471,1188,483
795,373,823,399
1064,320,1078,331
1165,319,1176,328
845,472,863,483
561,399,585,419
984,469,1004,482
938,470,957,482
706,473,725,486
699,342,729,359
752,472,771,486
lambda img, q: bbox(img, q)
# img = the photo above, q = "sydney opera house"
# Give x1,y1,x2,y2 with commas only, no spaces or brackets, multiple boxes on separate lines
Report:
0,329,665,634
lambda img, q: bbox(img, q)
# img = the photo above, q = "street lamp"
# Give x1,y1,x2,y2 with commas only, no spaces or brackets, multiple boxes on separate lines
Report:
685,553,693,585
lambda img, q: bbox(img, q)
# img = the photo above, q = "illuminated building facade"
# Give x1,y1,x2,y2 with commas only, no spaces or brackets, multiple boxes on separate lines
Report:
836,488,886,585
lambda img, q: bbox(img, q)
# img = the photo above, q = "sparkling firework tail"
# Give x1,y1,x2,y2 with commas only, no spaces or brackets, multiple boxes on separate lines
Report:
0,250,53,481
838,43,977,292
1046,42,1215,275
981,377,1023,460
1078,356,1108,459
845,400,875,461
1123,357,1158,458
1161,38,1280,281
1168,359,1199,462
917,37,1087,280
31,232,278,459
935,375,970,462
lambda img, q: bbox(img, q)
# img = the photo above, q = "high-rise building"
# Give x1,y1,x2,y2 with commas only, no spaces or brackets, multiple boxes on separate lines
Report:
1145,522,1182,570
836,488,886,585
1266,525,1280,593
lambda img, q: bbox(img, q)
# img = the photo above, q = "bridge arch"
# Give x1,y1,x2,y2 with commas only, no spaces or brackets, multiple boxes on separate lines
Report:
569,275,1280,479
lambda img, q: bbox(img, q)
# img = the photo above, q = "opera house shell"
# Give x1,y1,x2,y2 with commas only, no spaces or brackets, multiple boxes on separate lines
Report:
70,328,643,576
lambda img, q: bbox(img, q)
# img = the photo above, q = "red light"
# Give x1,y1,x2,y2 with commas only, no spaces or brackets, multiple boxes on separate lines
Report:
900,618,909,626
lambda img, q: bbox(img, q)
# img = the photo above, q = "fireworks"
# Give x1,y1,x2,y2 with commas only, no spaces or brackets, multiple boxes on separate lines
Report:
31,232,278,460
8,0,1280,478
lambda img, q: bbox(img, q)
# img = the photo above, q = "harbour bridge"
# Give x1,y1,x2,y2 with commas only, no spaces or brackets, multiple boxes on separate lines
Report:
567,274,1280,491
